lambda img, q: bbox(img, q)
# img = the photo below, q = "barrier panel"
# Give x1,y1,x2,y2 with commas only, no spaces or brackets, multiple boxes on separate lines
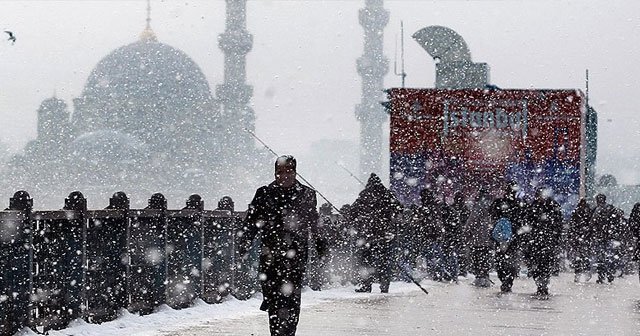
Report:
84,207,129,323
0,209,31,335
165,208,202,309
201,210,236,303
128,208,167,314
31,209,84,331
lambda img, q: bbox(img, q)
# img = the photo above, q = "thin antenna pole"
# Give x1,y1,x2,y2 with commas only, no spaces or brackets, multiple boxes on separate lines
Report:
585,69,589,108
394,33,399,81
393,21,407,87
400,21,406,87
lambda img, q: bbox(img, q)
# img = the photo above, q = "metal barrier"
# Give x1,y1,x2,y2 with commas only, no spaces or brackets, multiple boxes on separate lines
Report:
127,193,167,315
201,210,236,303
0,191,32,335
0,190,344,336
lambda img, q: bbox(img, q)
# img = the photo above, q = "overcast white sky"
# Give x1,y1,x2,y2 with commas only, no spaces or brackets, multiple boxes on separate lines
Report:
1,0,639,184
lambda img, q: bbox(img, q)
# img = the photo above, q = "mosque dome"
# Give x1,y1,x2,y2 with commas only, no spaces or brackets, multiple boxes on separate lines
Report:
74,34,216,142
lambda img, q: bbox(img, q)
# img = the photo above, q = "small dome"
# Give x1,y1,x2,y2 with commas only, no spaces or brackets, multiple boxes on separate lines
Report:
70,130,149,164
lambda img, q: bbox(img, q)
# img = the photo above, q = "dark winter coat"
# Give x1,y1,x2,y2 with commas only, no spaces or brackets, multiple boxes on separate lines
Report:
350,174,402,275
590,203,624,243
629,203,640,260
567,199,594,252
442,200,469,251
467,196,494,248
237,180,320,312
524,197,563,262
350,174,402,247
411,195,444,249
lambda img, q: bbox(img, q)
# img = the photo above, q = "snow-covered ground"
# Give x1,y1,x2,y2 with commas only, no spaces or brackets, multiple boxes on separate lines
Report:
16,272,640,336
15,282,420,336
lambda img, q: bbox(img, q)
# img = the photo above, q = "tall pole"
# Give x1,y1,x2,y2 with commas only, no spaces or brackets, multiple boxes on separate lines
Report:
217,0,255,161
356,0,389,180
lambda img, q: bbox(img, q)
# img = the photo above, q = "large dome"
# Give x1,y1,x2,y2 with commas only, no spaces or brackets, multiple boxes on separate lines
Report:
74,37,216,143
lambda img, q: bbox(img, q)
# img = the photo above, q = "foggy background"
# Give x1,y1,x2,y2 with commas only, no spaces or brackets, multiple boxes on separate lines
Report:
1,0,639,208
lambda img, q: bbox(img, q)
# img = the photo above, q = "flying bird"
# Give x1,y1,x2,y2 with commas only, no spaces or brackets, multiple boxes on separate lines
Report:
4,31,16,45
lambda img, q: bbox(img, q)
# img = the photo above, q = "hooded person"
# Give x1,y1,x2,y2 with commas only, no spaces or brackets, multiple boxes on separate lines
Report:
349,173,403,293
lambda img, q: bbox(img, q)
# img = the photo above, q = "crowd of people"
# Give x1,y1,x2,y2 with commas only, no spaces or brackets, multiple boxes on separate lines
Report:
312,175,640,301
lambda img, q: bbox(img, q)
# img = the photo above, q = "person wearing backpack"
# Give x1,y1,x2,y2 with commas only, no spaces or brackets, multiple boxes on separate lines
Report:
524,188,563,299
489,182,526,293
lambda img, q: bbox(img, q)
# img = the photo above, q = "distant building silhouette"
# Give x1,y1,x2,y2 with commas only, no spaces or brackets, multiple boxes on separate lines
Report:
2,3,263,207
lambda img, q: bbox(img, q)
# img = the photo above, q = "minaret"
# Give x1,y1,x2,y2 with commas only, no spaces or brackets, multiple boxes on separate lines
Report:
139,0,157,42
356,0,389,179
216,0,254,160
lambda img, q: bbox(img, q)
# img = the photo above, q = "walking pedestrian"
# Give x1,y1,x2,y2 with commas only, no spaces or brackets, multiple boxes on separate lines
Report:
237,155,325,336
350,173,403,293
523,188,563,299
490,182,526,293
590,194,624,284
629,203,640,279
412,188,447,281
468,189,494,287
442,191,469,280
567,198,594,282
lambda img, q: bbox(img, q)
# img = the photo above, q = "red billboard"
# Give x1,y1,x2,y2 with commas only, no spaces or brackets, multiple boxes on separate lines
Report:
388,88,586,212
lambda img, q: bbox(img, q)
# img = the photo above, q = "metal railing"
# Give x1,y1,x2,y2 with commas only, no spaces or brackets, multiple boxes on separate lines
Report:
0,190,251,335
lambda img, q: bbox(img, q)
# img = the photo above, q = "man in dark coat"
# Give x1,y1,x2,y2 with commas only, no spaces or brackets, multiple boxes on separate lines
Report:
489,182,526,293
411,188,446,281
567,198,594,282
468,189,494,287
629,203,640,278
524,188,563,298
590,194,624,284
350,173,402,293
237,155,322,336
442,191,469,279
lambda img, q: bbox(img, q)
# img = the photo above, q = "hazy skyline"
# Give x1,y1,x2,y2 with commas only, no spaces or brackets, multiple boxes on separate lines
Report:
1,0,639,185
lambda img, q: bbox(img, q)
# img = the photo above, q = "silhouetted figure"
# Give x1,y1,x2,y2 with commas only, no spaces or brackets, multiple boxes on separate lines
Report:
490,182,526,293
567,198,594,282
411,188,446,281
524,188,563,299
590,194,624,283
350,173,402,293
468,189,494,287
237,155,323,336
442,191,469,279
629,203,640,279
307,203,333,290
